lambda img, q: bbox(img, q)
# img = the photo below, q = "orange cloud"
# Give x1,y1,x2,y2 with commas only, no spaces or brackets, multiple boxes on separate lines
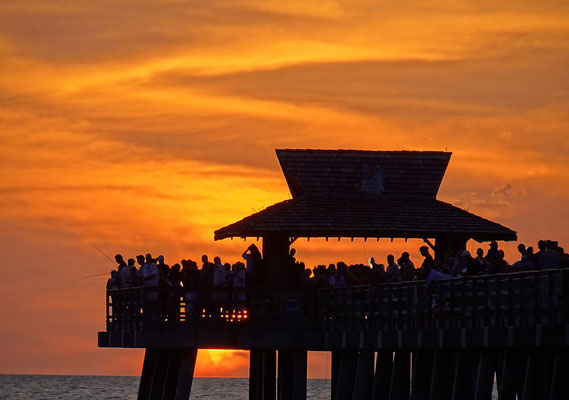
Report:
1,0,569,379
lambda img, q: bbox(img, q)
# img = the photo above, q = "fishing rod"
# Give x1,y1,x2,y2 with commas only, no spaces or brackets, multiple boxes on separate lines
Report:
88,240,114,263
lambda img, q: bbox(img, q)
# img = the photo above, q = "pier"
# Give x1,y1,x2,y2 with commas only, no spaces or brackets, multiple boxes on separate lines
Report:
99,149,568,399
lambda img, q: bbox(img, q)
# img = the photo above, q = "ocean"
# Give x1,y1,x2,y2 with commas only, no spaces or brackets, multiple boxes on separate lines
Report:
0,375,331,399
0,375,500,399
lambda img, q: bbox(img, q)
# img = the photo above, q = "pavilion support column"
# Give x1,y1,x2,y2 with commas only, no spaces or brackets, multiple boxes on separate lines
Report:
434,234,467,262
278,350,307,400
250,350,277,400
262,235,290,289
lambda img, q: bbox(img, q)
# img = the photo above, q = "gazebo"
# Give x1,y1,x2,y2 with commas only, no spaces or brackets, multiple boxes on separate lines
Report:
215,149,516,286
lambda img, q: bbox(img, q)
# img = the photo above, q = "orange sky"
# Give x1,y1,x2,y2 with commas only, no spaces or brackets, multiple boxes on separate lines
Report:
1,0,569,378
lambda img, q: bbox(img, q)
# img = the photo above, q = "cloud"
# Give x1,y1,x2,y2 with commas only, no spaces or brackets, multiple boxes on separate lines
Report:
491,183,528,200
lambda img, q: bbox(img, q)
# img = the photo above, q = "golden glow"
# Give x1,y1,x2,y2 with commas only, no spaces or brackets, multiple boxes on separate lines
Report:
1,0,569,378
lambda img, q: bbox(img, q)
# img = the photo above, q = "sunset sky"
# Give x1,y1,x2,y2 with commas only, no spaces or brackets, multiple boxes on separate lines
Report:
1,0,569,378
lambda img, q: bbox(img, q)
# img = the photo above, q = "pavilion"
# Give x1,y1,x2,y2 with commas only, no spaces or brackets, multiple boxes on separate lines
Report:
215,149,516,286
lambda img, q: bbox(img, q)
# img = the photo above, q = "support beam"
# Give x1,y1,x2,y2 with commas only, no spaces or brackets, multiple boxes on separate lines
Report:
278,350,307,400
498,348,524,400
331,351,340,400
434,234,467,262
451,350,476,400
139,348,158,400
262,235,290,288
137,348,198,400
335,350,358,400
352,351,374,400
389,351,410,400
372,350,393,400
548,347,568,400
473,350,496,400
411,350,433,400
250,350,276,400
429,350,454,400
521,349,547,400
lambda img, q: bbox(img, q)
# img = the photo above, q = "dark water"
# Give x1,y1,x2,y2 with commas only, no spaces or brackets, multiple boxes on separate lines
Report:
0,375,500,399
0,375,331,400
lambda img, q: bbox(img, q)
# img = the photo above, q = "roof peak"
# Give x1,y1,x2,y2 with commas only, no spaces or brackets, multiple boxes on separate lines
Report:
276,149,451,200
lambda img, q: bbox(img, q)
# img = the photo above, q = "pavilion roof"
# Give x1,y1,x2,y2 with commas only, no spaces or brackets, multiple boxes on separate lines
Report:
214,149,517,242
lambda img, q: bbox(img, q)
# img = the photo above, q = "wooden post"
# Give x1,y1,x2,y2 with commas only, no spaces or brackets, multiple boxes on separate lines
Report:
451,350,476,400
473,350,496,400
278,350,307,400
411,350,433,400
262,235,290,288
548,347,568,400
250,350,276,400
137,348,198,400
521,349,547,400
372,350,393,400
389,351,410,400
352,350,374,400
335,350,358,400
498,348,525,400
138,348,158,400
429,349,454,400
331,351,341,400
434,235,467,262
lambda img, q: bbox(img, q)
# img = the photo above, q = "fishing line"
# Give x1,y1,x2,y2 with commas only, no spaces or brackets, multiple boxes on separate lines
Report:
88,240,114,263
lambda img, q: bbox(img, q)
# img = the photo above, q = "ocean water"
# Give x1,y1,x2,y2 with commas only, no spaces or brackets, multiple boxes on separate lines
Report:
0,375,331,400
0,375,500,399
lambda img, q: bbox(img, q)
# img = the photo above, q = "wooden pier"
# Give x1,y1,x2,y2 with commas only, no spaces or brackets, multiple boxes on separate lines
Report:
98,149,568,399
99,269,569,399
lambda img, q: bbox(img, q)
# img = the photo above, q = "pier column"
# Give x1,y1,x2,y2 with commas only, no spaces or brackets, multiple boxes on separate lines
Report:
411,350,433,400
137,347,198,400
429,350,454,400
498,348,525,400
451,350,476,400
250,349,277,400
389,351,410,400
352,350,374,400
372,350,393,400
548,347,568,400
331,351,341,400
278,350,307,400
521,348,547,400
473,350,496,400
335,350,358,400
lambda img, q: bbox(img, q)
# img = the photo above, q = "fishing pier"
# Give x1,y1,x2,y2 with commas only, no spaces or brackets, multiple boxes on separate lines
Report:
99,150,568,400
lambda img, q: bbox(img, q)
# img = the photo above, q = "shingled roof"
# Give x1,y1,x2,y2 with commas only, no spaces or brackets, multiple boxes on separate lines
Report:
214,149,517,242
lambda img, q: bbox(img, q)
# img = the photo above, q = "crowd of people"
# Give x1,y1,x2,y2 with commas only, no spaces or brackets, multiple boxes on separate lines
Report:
107,240,569,293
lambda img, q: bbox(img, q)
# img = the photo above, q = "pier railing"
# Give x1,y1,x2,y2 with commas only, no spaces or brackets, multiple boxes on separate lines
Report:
319,269,568,332
106,286,315,332
106,269,569,333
